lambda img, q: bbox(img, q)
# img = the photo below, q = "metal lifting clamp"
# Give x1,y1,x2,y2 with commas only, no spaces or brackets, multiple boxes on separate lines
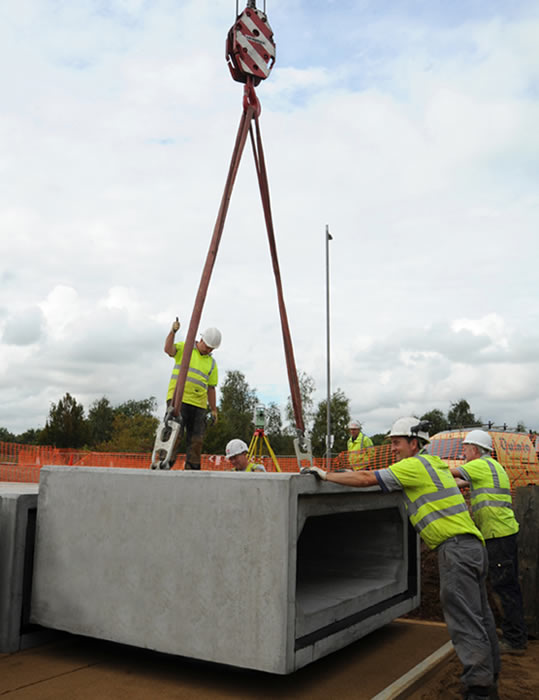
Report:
151,1,312,471
151,405,182,470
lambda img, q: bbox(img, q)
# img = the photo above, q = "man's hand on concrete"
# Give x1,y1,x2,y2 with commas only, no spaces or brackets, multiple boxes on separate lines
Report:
171,317,180,333
300,466,327,480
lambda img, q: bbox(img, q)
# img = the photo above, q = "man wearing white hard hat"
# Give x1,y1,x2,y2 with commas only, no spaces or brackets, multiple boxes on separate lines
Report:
301,417,500,700
449,429,527,656
164,318,221,470
347,419,373,469
225,439,265,472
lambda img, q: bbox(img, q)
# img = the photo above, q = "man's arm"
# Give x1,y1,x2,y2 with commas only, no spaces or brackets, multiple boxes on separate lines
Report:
207,386,218,422
449,466,469,488
309,468,379,487
164,331,177,357
165,318,180,357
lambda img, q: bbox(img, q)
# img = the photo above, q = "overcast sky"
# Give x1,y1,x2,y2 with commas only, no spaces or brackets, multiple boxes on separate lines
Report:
1,0,539,438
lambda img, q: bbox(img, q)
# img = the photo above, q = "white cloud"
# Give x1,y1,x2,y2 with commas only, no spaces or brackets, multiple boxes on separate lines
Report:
1,1,539,437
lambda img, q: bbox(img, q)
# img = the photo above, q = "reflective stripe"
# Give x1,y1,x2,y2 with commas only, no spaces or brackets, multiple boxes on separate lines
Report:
171,364,210,381
473,500,514,513
483,458,500,488
416,455,444,489
409,456,468,532
186,376,207,389
406,486,462,519
472,486,511,497
414,501,470,532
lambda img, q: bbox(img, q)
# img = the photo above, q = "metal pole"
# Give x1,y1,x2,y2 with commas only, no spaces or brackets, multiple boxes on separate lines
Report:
325,225,332,470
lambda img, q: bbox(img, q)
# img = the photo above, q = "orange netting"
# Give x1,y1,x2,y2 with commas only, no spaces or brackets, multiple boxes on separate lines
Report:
1,437,538,490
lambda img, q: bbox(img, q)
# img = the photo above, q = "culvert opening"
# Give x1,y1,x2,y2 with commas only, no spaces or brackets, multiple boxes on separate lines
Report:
295,507,408,639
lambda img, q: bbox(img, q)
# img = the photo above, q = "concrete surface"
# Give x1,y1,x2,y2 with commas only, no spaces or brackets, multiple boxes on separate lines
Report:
32,467,420,673
0,483,48,652
0,620,450,699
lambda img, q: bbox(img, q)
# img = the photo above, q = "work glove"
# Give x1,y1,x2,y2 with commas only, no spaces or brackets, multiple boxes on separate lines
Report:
300,466,327,480
171,317,180,333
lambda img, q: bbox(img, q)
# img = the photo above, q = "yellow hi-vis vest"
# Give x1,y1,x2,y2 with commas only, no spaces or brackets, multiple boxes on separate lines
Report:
166,342,218,409
458,457,519,540
385,454,484,550
347,433,373,469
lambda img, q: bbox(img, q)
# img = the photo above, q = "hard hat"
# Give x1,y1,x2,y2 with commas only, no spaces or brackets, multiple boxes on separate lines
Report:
463,430,493,452
389,416,430,443
348,420,361,430
225,439,248,458
201,327,222,349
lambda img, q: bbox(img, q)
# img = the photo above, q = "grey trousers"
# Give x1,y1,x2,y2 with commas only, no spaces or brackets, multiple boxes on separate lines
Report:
438,534,500,691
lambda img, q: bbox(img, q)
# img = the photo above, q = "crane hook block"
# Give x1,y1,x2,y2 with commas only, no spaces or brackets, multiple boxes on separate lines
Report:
226,4,276,86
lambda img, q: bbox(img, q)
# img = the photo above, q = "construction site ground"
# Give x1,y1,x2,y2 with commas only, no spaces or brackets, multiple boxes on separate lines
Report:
3,548,539,699
3,624,538,699
2,620,448,699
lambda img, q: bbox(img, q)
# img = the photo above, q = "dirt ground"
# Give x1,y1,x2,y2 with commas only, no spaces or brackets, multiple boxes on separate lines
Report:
410,642,539,699
405,543,539,699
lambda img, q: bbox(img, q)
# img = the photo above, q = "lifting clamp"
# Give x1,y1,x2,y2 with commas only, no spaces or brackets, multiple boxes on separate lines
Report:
151,1,313,471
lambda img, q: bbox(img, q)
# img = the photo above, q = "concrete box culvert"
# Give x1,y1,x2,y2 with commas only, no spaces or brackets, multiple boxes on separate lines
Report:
31,467,420,673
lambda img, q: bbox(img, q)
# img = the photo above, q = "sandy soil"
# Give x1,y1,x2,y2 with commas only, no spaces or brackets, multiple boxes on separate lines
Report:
410,641,539,699
405,542,539,698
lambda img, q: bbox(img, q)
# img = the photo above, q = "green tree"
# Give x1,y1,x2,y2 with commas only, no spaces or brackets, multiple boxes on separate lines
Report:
87,397,115,447
218,370,258,439
310,388,350,457
420,409,449,436
41,393,87,448
115,397,158,418
447,399,481,428
18,428,43,445
97,413,159,453
265,401,294,454
285,370,316,434
203,370,258,454
0,427,15,442
371,433,388,446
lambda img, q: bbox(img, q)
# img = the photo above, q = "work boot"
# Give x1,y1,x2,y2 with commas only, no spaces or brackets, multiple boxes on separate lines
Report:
489,685,500,700
499,638,526,655
464,686,491,699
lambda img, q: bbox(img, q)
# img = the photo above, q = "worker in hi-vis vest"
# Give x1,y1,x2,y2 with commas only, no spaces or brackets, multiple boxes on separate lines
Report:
225,439,266,472
347,419,373,469
301,416,500,700
165,318,220,470
450,429,527,656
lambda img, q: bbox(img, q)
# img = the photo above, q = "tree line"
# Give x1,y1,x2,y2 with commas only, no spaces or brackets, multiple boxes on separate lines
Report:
0,370,518,457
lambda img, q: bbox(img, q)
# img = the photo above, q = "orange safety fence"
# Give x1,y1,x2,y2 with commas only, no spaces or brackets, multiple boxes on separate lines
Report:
2,438,538,490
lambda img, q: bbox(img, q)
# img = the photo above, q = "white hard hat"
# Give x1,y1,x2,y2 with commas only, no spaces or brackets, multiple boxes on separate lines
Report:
348,420,361,430
389,416,430,443
225,439,248,458
463,430,492,452
201,327,222,349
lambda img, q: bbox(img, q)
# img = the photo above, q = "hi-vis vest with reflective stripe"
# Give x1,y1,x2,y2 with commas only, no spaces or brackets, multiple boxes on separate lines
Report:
389,454,484,550
166,342,218,409
347,433,373,469
458,457,519,540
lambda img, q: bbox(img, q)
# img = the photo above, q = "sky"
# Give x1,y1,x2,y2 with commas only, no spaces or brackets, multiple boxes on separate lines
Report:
1,0,539,438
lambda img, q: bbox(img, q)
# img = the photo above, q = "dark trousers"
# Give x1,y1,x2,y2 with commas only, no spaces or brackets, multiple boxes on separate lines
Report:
438,534,500,692
167,401,206,470
486,533,527,648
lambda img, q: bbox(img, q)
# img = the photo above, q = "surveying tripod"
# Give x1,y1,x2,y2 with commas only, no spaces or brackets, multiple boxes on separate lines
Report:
247,428,281,473
151,1,313,471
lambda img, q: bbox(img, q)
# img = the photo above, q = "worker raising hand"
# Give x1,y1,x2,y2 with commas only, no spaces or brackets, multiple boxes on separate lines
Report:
171,317,180,333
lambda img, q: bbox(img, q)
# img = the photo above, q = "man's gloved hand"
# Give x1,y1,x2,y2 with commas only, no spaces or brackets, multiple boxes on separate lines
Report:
300,466,327,480
171,317,180,333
